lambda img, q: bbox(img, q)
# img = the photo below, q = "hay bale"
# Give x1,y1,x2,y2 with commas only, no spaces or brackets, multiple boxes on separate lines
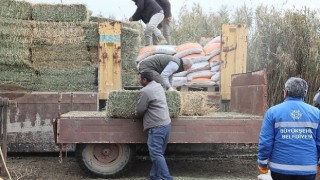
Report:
107,90,181,118
32,67,97,91
0,0,32,20
31,43,90,68
82,22,99,47
0,17,32,37
180,92,217,116
121,27,141,86
0,65,37,89
32,4,89,22
31,21,85,45
0,47,31,67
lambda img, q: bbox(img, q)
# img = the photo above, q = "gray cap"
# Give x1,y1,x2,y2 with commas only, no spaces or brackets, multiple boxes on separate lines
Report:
284,77,308,98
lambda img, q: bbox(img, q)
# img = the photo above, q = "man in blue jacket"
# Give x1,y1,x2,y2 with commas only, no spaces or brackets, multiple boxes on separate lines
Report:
129,0,167,46
258,77,320,180
314,88,320,109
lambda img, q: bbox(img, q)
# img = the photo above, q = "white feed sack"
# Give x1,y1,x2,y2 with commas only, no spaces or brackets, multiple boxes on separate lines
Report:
210,64,220,73
187,70,215,81
172,76,188,87
173,43,203,59
206,36,221,45
188,61,210,73
136,45,176,62
211,72,220,82
182,55,210,64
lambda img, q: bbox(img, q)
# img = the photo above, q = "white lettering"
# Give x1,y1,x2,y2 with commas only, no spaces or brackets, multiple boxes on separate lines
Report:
279,127,314,140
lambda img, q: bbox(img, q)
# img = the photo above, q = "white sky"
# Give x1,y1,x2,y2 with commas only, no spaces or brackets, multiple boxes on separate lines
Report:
25,0,320,20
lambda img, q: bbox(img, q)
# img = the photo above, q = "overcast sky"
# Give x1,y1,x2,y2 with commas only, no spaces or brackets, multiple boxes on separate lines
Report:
25,0,320,20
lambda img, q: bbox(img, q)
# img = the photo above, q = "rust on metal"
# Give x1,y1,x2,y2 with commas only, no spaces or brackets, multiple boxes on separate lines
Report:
230,69,267,116
0,92,98,152
56,113,262,144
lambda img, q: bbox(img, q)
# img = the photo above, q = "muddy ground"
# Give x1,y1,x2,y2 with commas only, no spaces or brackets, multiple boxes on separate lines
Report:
4,153,260,180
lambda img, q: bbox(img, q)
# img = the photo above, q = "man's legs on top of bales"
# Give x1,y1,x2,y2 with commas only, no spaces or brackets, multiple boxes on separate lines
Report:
162,18,171,44
145,12,166,46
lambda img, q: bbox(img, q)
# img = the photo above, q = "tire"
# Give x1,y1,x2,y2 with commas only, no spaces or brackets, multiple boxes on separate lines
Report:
76,143,135,178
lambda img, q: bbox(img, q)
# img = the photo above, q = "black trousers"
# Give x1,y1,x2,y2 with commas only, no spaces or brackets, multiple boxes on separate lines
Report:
271,171,316,180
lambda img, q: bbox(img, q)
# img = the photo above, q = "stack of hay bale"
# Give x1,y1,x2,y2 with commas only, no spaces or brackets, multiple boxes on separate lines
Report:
0,0,143,92
0,1,35,88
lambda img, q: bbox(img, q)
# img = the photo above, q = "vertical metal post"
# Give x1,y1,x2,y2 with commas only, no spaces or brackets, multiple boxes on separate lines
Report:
0,97,8,176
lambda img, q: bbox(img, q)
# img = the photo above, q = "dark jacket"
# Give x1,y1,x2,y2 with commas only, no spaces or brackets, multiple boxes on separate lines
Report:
155,0,171,18
139,54,183,74
131,0,163,24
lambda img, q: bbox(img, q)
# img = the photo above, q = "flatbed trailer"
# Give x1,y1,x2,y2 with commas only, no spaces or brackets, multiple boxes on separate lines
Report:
54,70,267,178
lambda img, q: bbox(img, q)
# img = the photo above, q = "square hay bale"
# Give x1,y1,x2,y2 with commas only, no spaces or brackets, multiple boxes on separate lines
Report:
0,47,31,67
0,17,32,37
0,65,37,90
180,92,217,116
32,4,89,22
31,21,85,45
31,44,90,67
107,90,181,118
0,0,32,20
32,66,97,91
82,22,99,47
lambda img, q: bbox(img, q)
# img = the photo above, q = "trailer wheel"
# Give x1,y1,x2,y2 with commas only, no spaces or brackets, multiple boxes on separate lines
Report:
76,143,135,178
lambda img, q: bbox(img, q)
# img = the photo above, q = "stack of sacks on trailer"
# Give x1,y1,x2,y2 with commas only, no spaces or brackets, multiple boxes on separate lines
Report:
135,36,221,89
174,36,221,88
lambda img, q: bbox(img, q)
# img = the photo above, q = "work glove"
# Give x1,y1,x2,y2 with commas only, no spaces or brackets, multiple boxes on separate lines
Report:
258,166,268,174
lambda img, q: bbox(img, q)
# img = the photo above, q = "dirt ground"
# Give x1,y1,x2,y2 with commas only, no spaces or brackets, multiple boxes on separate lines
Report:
3,153,260,180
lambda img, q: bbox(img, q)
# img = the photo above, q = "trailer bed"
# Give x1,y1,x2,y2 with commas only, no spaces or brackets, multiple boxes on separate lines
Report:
56,111,262,144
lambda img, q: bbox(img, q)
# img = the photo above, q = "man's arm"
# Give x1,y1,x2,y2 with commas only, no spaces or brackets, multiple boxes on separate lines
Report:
257,110,275,172
131,0,144,21
135,90,149,118
161,61,179,89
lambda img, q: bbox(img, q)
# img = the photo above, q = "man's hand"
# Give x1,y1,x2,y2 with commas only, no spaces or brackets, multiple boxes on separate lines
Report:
164,17,172,23
258,166,268,174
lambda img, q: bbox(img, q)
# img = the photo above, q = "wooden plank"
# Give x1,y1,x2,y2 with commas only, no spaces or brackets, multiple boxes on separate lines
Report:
220,24,247,100
98,21,122,100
